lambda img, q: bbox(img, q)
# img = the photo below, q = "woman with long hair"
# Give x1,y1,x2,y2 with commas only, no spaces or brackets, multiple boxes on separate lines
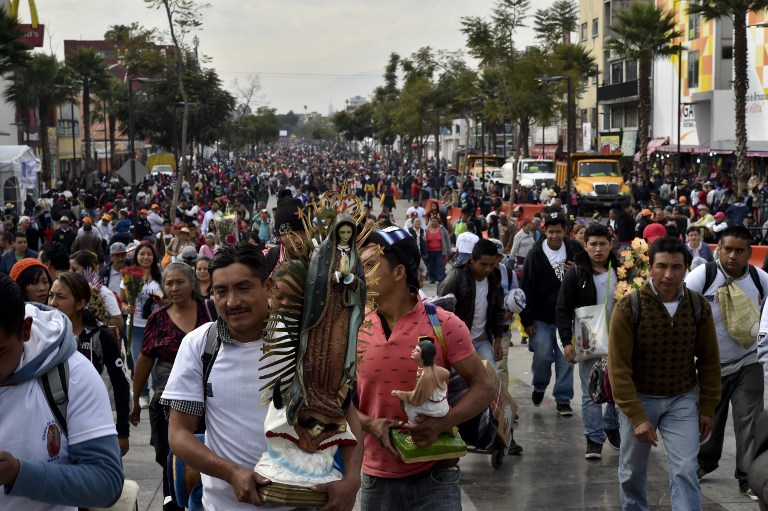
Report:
69,249,124,330
49,271,131,456
121,242,162,409
425,214,451,284
129,262,216,511
9,258,51,303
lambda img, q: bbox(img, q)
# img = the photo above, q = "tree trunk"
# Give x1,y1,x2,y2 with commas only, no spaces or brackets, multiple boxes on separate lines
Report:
164,0,189,224
733,10,749,186
108,115,116,175
637,57,652,179
83,82,93,189
38,106,51,186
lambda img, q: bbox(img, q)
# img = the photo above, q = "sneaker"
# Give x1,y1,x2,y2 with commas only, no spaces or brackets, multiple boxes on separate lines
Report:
739,480,758,501
139,395,150,409
531,390,544,407
521,337,528,345
585,439,602,460
556,403,573,417
604,428,621,450
697,466,710,481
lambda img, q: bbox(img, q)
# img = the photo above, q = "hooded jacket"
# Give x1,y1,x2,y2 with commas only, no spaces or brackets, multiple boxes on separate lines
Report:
0,304,123,510
520,237,583,327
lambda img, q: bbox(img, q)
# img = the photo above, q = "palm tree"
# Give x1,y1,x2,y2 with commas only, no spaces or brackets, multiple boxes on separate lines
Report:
688,0,768,186
4,54,74,183
0,7,31,76
533,0,578,47
606,1,682,176
66,48,110,187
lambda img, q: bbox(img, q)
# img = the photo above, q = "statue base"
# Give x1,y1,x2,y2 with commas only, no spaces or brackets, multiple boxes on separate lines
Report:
390,429,467,464
257,481,329,508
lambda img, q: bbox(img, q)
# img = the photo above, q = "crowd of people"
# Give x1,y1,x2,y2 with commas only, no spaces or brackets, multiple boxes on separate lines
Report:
0,142,767,510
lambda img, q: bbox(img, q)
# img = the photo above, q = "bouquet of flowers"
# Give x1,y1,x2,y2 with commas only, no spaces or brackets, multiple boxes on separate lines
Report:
121,266,146,360
214,207,238,245
614,238,650,300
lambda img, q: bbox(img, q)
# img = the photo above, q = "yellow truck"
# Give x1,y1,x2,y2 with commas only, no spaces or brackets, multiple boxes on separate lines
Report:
460,154,506,190
556,153,630,210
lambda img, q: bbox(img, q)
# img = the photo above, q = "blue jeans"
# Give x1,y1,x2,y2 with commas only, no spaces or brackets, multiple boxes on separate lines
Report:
579,357,618,443
360,467,461,511
472,338,498,373
129,325,150,398
530,321,573,405
427,250,445,282
618,390,701,510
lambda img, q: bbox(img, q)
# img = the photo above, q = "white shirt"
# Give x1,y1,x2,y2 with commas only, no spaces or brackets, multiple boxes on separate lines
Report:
120,279,161,329
0,352,116,511
201,210,222,235
688,263,768,373
542,241,567,281
470,277,489,339
593,269,617,316
406,206,426,220
99,286,121,319
162,325,293,511
455,232,480,255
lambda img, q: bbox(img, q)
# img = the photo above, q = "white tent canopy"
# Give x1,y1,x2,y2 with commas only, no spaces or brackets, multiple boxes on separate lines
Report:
0,145,40,213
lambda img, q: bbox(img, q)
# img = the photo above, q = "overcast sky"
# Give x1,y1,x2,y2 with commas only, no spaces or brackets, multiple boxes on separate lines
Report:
31,0,553,115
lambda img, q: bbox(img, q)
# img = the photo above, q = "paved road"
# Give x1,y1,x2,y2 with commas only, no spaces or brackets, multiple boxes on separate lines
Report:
123,196,765,510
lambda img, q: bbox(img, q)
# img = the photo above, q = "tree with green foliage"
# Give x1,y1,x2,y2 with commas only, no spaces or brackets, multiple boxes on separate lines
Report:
66,48,111,186
606,1,681,175
0,7,31,76
688,0,768,184
145,0,208,221
533,0,578,47
4,54,74,183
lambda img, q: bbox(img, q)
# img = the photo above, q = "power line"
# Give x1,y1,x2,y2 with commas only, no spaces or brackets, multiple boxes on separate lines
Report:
216,70,382,79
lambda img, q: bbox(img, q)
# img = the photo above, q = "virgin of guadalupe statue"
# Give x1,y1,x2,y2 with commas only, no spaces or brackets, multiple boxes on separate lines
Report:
255,213,367,502
282,213,366,449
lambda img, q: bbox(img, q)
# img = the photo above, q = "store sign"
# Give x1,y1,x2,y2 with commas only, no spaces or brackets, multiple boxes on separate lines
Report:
16,24,44,47
10,0,44,48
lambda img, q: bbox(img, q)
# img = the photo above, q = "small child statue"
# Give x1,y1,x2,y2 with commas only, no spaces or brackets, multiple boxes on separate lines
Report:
392,340,450,424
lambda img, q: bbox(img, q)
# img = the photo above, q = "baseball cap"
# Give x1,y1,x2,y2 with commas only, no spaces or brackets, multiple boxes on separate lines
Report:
110,242,128,255
643,223,668,243
140,209,148,214
59,216,69,222
641,209,652,217
151,203,160,209
115,220,131,233
488,238,505,256
82,217,92,223
180,246,198,264
714,212,726,219
544,211,566,227
365,227,421,290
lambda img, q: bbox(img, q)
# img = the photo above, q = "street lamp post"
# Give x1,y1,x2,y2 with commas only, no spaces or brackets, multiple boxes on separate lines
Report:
540,76,573,218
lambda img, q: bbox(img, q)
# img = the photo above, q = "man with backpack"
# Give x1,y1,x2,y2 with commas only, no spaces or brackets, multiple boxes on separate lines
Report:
520,211,583,416
162,242,362,510
555,223,621,460
356,227,494,510
685,225,767,501
0,274,124,509
608,236,721,510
